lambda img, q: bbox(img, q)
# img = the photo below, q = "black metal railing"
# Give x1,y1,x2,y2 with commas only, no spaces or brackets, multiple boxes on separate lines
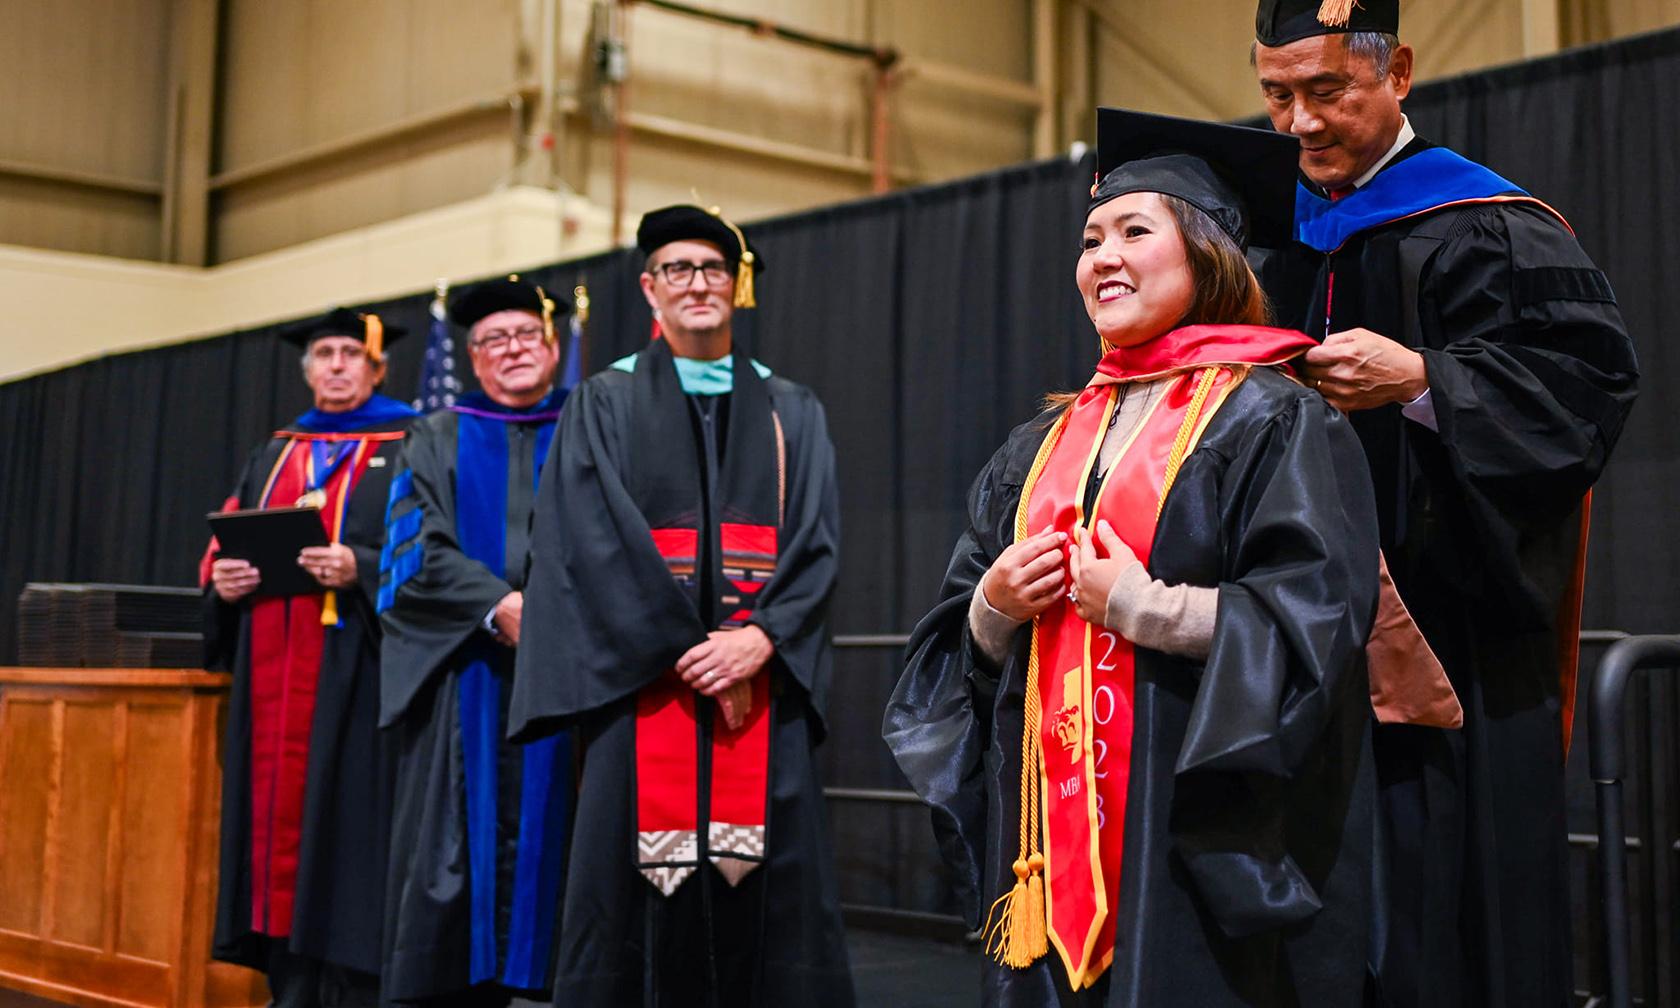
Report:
823,628,1680,1002
1588,634,1680,1008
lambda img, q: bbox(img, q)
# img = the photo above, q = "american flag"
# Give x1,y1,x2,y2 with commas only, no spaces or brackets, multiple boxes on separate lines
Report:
560,282,588,392
414,282,462,412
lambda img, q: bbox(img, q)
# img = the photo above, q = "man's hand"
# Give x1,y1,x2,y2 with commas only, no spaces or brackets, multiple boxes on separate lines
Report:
980,529,1069,623
492,591,524,647
298,543,358,589
677,625,774,699
1067,521,1138,625
211,557,260,603
1301,328,1429,412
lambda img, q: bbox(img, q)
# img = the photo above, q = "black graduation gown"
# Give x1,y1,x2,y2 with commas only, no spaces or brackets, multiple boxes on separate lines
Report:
509,362,854,1008
886,369,1380,1007
206,417,406,977
378,402,568,1002
1260,139,1640,1008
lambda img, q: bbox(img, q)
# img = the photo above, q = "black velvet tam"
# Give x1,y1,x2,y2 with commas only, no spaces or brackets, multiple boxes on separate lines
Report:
635,204,766,273
280,306,407,348
447,277,568,330
1255,0,1399,47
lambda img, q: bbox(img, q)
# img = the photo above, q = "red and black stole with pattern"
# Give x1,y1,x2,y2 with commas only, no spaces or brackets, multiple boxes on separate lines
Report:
1006,325,1313,988
629,338,782,895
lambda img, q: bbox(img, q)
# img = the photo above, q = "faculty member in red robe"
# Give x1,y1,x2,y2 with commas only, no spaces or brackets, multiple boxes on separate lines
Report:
204,308,416,1007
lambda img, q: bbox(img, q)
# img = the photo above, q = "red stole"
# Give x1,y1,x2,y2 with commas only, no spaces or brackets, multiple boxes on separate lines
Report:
992,325,1314,987
635,523,777,895
243,431,379,936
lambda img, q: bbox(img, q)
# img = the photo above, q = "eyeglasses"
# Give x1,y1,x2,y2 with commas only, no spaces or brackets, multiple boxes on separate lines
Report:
650,259,733,287
471,324,546,354
307,343,368,364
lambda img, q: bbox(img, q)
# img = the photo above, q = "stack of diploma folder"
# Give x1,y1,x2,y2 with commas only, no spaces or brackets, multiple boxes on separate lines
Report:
15,582,203,668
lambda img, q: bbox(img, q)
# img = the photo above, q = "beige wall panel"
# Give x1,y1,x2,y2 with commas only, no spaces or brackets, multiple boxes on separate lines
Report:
1404,0,1525,80
1088,4,1268,123
628,16,874,159
0,178,160,261
218,0,519,172
576,133,863,234
0,0,170,181
214,124,513,261
871,0,1031,79
651,0,866,38
1086,0,1537,129
892,84,1036,179
1563,0,1680,43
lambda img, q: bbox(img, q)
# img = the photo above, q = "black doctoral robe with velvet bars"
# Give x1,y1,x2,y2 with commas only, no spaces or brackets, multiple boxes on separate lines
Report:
509,342,853,1008
1260,138,1639,1008
377,391,570,1003
887,369,1380,1007
205,404,410,979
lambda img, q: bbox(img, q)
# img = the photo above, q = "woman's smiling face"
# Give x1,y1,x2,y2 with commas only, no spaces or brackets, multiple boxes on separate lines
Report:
1077,191,1195,349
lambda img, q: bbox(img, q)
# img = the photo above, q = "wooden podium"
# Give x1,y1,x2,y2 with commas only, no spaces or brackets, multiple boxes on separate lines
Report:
0,668,267,1008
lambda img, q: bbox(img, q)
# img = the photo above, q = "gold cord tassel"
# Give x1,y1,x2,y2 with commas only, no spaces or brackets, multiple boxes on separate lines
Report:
320,590,338,626
1025,852,1047,956
983,418,1061,971
1316,0,1358,28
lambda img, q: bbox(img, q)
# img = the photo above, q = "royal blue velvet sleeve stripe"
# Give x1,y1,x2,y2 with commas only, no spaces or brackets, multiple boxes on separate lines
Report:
386,507,423,554
384,468,414,522
460,657,501,985
377,544,423,613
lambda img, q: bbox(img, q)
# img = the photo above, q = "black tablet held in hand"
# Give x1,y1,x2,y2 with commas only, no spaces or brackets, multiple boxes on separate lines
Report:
207,506,330,598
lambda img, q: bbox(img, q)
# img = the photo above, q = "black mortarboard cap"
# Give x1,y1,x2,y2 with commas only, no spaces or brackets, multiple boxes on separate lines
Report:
280,306,406,361
1091,108,1301,250
447,276,569,333
637,204,765,308
1255,0,1399,47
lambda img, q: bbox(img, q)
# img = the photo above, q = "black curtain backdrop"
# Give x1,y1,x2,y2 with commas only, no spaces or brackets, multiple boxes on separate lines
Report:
2,27,1677,930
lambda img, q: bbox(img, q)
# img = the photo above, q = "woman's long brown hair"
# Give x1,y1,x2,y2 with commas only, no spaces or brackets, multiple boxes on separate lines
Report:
1045,194,1272,410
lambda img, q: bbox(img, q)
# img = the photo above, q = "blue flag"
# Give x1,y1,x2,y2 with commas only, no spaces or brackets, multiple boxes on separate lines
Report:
414,290,462,413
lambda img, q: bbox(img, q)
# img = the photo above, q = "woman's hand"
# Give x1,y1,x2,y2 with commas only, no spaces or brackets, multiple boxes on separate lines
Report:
980,529,1068,622
1068,520,1140,624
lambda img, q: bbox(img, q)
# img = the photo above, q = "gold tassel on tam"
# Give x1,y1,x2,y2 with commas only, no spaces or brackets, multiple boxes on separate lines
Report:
706,205,758,309
1316,0,1359,28
535,284,557,344
362,313,384,363
732,251,756,309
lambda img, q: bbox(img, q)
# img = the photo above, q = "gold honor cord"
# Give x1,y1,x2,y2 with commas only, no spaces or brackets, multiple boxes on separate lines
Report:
987,364,1224,972
985,407,1065,968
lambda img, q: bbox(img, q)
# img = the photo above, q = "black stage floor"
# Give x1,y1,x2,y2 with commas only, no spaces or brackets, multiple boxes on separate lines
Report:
0,927,982,1008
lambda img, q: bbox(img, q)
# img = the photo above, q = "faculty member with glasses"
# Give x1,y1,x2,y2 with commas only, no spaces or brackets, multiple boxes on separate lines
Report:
377,276,577,1006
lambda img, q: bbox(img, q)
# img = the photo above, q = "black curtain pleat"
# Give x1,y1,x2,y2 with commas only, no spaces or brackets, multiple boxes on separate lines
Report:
2,27,1676,925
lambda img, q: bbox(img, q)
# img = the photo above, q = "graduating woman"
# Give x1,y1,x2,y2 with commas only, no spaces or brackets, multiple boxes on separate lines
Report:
885,110,1385,1006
